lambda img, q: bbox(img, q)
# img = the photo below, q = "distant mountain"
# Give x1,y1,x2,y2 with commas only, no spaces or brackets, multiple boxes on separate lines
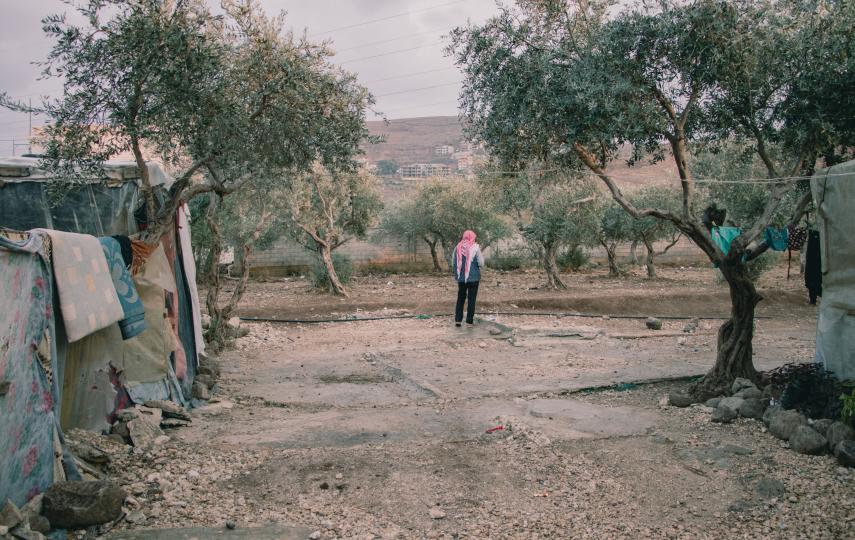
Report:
363,116,465,166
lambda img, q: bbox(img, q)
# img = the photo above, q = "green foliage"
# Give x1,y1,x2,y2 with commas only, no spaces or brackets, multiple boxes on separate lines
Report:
310,253,353,291
378,180,510,260
485,254,524,271
557,246,590,271
376,160,399,176
745,251,779,282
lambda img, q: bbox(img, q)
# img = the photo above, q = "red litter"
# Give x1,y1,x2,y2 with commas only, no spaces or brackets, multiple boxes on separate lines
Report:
486,425,504,434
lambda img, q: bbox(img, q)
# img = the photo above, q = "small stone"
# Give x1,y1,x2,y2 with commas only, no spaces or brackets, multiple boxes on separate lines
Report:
226,316,241,329
126,511,147,524
154,435,170,446
160,418,191,429
734,387,763,400
186,470,201,482
115,408,140,422
826,421,855,451
768,409,807,440
201,314,211,329
705,397,722,408
309,531,322,540
8,528,44,540
789,426,827,455
478,341,487,348
429,507,446,519
319,482,329,490
194,373,215,390
192,381,211,401
321,519,334,530
645,317,662,330
668,391,694,408
0,500,23,529
731,377,757,395
738,398,768,420
226,520,237,530
834,440,855,467
489,328,502,336
682,318,699,333
335,473,343,480
0,525,7,536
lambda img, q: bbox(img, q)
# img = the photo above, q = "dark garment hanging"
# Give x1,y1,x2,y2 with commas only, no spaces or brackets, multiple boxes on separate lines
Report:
111,235,133,268
804,230,822,304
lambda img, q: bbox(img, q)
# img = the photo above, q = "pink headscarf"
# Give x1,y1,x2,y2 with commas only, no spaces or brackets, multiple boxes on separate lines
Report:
456,230,477,281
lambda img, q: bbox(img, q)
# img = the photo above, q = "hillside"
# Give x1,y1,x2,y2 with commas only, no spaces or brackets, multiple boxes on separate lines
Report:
363,116,680,191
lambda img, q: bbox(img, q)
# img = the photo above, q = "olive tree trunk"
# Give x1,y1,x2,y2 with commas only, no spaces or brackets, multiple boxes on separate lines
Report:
689,262,761,399
600,239,621,277
542,242,566,289
628,240,639,265
319,242,348,296
423,236,443,272
641,237,657,279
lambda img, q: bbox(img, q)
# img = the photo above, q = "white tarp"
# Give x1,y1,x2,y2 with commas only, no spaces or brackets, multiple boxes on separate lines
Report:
811,160,855,381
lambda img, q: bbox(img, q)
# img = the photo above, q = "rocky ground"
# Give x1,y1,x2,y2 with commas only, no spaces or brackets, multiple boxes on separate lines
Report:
52,265,853,539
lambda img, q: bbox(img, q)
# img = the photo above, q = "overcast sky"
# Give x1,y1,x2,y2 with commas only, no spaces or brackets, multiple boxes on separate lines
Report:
0,0,501,156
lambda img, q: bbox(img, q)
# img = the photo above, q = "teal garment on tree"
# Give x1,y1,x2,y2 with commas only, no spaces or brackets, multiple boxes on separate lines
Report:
711,226,743,255
764,227,789,251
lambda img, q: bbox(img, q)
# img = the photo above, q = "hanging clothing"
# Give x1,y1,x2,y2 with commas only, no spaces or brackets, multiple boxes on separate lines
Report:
764,227,789,251
805,230,822,304
35,229,124,342
711,227,742,256
787,225,807,251
99,237,146,340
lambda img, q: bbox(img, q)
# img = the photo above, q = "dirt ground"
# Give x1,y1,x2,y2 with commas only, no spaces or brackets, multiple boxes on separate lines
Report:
88,264,855,539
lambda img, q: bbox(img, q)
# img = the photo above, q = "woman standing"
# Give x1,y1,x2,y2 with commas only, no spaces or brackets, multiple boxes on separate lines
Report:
452,230,485,327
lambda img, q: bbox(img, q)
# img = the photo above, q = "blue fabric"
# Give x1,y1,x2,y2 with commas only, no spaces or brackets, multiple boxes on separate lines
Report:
764,227,789,251
711,227,743,255
99,237,146,340
452,253,481,283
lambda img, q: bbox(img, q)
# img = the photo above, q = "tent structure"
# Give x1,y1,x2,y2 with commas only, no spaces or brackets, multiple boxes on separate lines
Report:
812,160,855,381
0,157,206,507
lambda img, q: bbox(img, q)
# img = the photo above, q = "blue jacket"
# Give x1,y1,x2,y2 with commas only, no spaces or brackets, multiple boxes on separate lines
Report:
452,245,484,283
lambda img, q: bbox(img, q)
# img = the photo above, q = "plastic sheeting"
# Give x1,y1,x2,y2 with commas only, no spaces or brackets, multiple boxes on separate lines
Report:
0,233,59,507
812,160,855,381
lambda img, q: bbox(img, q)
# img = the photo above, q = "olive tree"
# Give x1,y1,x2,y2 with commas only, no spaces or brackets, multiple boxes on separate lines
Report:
378,180,509,272
451,0,855,398
627,187,683,279
599,201,634,277
282,167,382,296
479,168,599,288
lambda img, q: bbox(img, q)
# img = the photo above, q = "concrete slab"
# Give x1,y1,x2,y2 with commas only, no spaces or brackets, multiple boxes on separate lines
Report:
106,524,313,540
185,397,660,448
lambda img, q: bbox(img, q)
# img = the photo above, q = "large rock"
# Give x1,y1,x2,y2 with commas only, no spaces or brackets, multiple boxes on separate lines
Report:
127,407,164,449
0,500,23,529
192,381,211,400
826,421,855,451
194,373,215,390
734,387,763,400
768,410,807,440
739,398,768,420
719,396,745,412
645,317,662,330
789,426,828,455
705,397,723,408
835,440,855,467
811,419,833,438
42,481,126,529
143,400,191,421
763,405,782,427
712,405,738,423
731,378,757,395
668,391,695,408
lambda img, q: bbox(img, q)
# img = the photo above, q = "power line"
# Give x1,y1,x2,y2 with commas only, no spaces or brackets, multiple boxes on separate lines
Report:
374,81,460,98
309,0,465,37
335,26,452,54
340,41,445,65
363,66,458,85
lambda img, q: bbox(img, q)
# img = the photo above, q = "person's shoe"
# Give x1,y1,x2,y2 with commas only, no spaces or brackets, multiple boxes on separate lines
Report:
466,322,475,328
455,322,462,327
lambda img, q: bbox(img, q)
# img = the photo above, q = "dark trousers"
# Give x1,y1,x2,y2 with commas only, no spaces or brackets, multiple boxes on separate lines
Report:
455,281,480,324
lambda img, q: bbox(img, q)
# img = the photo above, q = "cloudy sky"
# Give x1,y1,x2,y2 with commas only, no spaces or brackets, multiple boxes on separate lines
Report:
0,0,502,156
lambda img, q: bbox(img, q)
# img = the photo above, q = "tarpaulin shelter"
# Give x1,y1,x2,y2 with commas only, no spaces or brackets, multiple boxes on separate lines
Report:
812,160,855,381
0,157,205,507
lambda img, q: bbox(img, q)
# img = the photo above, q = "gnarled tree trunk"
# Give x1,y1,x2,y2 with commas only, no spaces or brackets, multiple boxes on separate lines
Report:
319,243,348,297
424,236,442,272
689,262,761,399
642,237,657,279
542,242,566,289
601,239,620,277
628,240,639,265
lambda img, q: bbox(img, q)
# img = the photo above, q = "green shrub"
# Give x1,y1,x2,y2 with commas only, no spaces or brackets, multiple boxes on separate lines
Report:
841,388,855,427
486,254,524,271
310,253,353,291
746,250,779,281
557,246,589,271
